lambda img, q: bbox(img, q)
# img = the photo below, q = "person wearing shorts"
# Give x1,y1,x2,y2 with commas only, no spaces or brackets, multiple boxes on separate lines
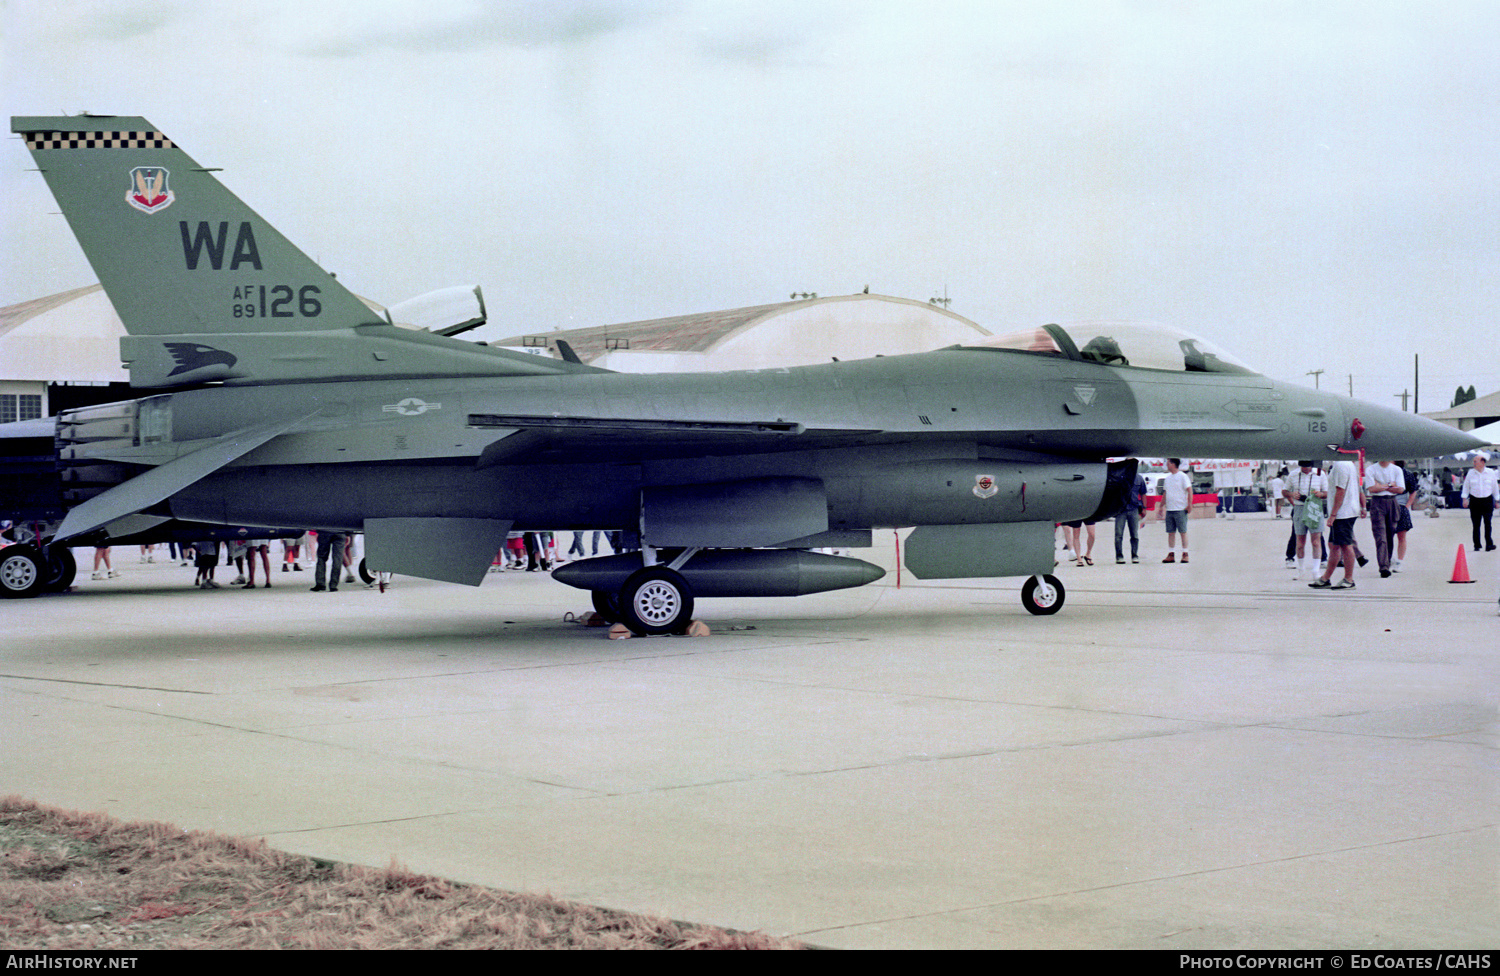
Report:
244,538,271,588
194,540,221,589
1310,459,1362,590
1161,458,1192,563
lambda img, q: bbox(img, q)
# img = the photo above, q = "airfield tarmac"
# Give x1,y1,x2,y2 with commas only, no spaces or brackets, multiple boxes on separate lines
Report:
4,512,1496,950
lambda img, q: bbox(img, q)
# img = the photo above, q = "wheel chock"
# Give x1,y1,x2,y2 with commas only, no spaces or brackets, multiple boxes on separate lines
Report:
607,623,632,639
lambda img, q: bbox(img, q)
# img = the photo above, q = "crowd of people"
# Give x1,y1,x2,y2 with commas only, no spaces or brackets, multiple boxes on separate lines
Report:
86,529,623,592
93,533,361,590
494,530,628,573
1056,452,1498,593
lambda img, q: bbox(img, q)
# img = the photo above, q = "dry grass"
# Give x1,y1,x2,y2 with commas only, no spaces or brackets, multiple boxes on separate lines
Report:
0,797,803,949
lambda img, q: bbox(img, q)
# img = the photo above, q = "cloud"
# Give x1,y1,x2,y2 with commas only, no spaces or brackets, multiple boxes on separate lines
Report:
285,0,677,57
30,0,186,41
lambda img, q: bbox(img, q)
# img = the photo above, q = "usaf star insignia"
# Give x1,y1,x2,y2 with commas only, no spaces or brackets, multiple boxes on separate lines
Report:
383,398,441,416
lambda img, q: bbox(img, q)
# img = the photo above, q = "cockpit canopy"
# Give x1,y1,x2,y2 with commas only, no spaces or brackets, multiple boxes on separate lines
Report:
964,322,1257,375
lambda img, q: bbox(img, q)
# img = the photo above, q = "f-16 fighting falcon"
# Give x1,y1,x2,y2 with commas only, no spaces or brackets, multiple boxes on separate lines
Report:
3,115,1482,630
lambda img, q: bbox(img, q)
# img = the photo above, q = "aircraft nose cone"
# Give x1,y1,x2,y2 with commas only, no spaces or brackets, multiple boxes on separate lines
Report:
1337,397,1486,459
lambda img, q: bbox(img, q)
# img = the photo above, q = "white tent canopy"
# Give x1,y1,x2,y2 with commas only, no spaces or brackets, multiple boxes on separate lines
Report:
1462,419,1500,446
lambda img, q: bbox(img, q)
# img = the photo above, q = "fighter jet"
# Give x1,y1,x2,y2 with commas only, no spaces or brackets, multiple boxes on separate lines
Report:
4,115,1482,627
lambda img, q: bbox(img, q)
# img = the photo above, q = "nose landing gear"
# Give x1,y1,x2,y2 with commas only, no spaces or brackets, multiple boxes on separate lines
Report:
1021,574,1065,615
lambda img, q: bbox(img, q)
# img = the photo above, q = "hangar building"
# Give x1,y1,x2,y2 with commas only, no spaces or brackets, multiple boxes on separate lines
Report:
0,284,132,420
487,293,991,372
1423,390,1500,434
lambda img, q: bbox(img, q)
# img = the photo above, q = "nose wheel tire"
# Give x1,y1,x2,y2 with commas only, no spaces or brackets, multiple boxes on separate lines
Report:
1021,574,1065,615
620,566,694,636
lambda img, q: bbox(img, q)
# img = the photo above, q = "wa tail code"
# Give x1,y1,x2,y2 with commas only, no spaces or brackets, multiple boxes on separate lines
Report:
180,220,262,271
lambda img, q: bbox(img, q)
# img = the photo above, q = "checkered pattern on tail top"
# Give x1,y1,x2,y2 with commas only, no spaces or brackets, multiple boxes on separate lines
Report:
23,131,175,150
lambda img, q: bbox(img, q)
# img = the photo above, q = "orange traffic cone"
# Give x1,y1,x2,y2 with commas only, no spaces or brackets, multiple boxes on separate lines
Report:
1449,544,1476,584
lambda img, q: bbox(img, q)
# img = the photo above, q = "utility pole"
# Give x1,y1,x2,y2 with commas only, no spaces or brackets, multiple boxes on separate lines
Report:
1394,389,1411,412
1348,374,1354,397
1414,353,1419,414
1306,369,1324,389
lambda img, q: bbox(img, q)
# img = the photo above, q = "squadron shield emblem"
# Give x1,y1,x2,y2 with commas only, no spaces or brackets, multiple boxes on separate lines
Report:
973,474,998,499
126,166,174,214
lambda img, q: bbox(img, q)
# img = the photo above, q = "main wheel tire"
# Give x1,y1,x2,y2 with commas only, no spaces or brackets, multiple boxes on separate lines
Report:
42,545,77,593
1021,574,1065,615
358,557,376,585
0,545,46,599
619,566,694,636
591,589,623,623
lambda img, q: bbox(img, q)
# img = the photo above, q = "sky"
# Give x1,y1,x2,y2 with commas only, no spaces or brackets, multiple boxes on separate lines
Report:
3,0,1497,411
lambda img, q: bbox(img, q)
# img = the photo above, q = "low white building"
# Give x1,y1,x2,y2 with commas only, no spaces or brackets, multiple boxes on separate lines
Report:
0,284,129,420
1423,390,1500,433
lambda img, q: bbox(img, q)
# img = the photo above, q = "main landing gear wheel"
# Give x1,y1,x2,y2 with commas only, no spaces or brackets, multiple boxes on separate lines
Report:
42,545,77,593
0,545,46,599
620,566,694,636
1021,574,1065,615
591,589,623,623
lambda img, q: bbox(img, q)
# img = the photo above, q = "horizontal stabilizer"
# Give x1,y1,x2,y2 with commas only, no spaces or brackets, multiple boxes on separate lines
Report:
53,412,313,542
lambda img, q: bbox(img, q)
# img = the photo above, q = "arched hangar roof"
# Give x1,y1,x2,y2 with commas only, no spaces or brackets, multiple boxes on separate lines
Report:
488,293,992,372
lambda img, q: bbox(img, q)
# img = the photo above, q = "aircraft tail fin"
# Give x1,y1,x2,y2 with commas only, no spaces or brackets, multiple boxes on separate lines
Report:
13,115,382,339
13,115,604,386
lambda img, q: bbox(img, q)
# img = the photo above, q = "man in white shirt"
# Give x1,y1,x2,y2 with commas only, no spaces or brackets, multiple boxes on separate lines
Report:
1310,458,1363,590
1364,459,1404,577
1461,452,1498,551
1161,458,1193,563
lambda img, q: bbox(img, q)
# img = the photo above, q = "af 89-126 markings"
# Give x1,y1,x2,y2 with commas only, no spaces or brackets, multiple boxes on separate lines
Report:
230,284,323,319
